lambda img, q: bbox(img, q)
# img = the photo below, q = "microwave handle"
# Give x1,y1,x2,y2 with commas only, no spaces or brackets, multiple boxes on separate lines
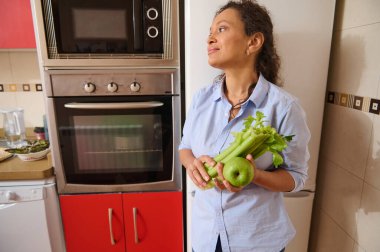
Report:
64,101,163,109
133,0,143,51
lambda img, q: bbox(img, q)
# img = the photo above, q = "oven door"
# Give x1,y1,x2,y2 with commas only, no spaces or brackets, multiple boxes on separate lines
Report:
51,95,181,193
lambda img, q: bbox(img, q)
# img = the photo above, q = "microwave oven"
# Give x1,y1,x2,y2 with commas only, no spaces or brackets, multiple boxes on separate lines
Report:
30,0,180,68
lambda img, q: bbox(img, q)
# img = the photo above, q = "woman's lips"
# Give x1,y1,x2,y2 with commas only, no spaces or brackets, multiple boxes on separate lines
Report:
208,47,219,55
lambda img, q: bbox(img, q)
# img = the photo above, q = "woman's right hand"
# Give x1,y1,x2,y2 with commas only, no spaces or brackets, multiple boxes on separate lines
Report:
186,155,217,189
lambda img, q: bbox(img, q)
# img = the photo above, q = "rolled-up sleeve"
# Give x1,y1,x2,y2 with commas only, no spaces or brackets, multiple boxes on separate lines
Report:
279,101,311,192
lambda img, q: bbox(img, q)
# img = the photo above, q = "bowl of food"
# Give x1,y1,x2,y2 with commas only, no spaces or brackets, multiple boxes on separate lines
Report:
5,140,50,161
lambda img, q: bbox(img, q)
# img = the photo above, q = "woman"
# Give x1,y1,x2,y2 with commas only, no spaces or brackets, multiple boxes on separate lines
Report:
179,1,310,251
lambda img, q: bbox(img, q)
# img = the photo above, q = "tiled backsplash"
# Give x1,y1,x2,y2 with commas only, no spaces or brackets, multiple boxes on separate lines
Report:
327,91,380,115
0,51,45,128
0,83,43,92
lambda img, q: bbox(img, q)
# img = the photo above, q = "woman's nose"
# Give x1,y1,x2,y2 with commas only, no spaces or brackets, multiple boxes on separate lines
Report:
207,33,216,44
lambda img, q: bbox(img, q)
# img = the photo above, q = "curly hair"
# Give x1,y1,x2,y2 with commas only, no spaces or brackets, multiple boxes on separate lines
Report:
216,0,281,85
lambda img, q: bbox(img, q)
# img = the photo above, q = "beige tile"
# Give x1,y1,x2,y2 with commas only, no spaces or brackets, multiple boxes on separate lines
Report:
356,183,380,252
352,243,366,252
0,92,19,131
15,92,45,127
317,157,363,239
0,92,17,107
320,104,373,178
365,115,380,190
340,0,380,29
9,51,41,83
0,52,13,83
309,209,355,252
327,23,380,97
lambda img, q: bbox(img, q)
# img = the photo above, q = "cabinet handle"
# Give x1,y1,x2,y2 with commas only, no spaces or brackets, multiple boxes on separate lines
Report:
133,207,139,244
108,208,116,245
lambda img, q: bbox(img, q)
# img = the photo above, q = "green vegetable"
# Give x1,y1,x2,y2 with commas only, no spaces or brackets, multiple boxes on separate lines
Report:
204,111,293,188
5,139,50,154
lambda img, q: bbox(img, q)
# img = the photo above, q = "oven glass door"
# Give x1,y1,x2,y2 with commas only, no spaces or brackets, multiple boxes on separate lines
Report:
53,96,173,185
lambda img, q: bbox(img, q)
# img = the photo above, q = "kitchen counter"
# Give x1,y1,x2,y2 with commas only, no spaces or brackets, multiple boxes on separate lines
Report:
0,154,53,180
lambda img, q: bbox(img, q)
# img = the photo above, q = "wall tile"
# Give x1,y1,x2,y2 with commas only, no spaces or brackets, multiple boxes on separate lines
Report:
0,52,13,83
355,183,380,252
327,23,380,97
320,104,373,178
352,243,366,252
309,209,355,252
316,156,363,239
15,92,45,127
9,51,40,83
340,0,380,29
364,115,380,190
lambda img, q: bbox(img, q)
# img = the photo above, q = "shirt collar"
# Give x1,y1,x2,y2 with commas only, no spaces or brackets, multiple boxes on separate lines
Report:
211,73,270,107
211,74,225,102
250,73,269,107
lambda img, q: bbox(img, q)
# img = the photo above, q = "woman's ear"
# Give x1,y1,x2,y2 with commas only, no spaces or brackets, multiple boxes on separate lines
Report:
246,32,264,55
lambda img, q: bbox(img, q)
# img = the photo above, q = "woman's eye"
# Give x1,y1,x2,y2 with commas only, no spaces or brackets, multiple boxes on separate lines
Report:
218,26,226,33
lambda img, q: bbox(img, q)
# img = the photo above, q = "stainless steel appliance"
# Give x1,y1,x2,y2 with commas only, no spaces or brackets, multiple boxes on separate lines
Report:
44,68,181,194
30,0,180,68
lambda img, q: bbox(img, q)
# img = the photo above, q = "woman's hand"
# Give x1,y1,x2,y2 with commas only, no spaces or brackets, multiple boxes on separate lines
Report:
186,155,216,189
214,154,256,192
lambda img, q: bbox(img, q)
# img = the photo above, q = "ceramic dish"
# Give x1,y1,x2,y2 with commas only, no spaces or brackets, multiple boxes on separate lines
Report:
0,147,13,162
16,148,50,162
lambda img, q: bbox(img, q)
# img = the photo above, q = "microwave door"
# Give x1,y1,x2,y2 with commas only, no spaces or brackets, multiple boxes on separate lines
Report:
55,0,135,54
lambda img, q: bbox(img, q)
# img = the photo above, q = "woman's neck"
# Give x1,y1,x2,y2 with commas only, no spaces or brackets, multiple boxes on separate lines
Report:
224,70,258,104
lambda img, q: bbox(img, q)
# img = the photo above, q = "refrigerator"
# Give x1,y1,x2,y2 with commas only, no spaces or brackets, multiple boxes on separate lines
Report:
184,0,336,251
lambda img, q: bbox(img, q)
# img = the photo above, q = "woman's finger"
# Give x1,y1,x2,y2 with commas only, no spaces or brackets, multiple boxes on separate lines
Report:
196,155,216,181
215,162,224,180
213,178,226,190
223,179,243,193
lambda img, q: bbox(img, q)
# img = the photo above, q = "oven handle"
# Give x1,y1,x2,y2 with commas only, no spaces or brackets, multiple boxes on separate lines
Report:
64,101,163,110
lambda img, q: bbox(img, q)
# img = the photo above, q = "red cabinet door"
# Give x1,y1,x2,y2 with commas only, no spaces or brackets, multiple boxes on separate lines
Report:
123,192,184,252
0,0,36,48
60,193,126,252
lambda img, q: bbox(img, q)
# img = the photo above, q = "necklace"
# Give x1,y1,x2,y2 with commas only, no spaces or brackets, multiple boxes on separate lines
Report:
229,98,248,120
225,82,256,121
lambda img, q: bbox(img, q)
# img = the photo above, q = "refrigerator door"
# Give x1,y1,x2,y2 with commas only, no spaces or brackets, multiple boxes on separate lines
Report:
185,0,335,192
284,191,315,252
185,0,335,250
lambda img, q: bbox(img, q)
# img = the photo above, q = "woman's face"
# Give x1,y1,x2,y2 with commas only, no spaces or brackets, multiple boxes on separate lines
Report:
207,8,254,70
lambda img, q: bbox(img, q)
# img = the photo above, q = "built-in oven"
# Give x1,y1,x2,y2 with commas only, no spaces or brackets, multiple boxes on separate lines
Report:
30,0,179,68
44,68,181,194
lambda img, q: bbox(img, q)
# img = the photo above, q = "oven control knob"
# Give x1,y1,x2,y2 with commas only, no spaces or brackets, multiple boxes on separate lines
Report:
107,82,118,93
84,82,96,93
130,82,141,92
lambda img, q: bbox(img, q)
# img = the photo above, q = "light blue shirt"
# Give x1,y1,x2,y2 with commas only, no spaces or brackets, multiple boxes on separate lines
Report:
179,74,310,252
